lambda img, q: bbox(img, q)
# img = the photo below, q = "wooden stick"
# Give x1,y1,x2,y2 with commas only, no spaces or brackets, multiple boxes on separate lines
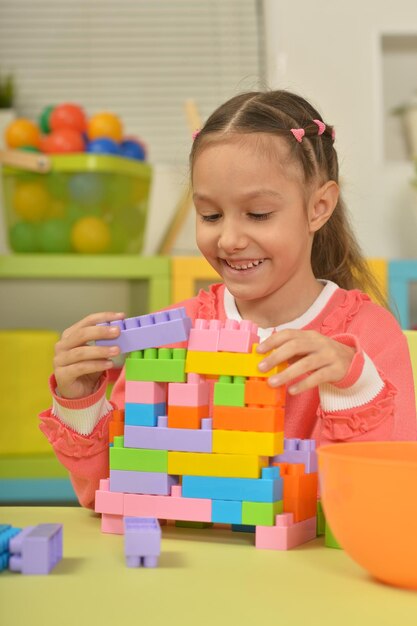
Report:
0,149,51,173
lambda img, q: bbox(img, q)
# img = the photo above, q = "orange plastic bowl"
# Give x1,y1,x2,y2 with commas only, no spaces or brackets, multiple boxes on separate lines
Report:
318,441,417,589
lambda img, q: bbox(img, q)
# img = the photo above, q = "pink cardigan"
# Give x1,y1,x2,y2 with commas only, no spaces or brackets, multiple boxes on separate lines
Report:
39,284,417,509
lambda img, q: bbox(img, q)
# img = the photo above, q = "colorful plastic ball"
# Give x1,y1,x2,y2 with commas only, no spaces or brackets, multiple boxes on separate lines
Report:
39,105,55,134
9,222,40,253
120,138,146,161
71,216,111,253
50,103,87,134
88,112,123,142
86,138,120,155
38,219,72,253
68,173,105,205
13,180,50,222
5,119,41,149
40,128,85,154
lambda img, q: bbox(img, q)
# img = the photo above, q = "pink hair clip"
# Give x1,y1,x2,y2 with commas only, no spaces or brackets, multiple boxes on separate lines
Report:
331,128,336,142
192,129,201,140
290,128,305,143
312,119,326,135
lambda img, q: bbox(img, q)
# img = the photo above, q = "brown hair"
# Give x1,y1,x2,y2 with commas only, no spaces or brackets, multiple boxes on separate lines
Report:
190,90,387,307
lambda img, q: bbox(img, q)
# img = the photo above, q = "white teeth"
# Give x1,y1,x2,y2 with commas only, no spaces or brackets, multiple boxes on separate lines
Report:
226,259,264,270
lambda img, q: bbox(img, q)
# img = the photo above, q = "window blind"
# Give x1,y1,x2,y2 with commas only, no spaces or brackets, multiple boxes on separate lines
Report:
0,0,265,164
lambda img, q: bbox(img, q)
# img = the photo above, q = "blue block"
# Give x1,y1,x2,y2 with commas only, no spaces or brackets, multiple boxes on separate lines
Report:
182,473,283,502
125,402,166,426
212,500,242,524
0,525,22,571
231,524,256,534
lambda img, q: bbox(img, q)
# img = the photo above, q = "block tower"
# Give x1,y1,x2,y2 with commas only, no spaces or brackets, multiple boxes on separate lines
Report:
95,308,318,550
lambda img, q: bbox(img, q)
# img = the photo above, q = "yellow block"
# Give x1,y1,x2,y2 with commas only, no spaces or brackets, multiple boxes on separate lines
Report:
0,330,59,455
168,451,268,478
185,345,287,378
213,430,284,457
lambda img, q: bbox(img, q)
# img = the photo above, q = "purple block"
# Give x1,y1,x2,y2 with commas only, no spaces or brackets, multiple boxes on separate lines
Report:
96,307,192,354
9,524,63,575
124,424,213,453
110,469,179,495
272,438,318,473
124,517,161,568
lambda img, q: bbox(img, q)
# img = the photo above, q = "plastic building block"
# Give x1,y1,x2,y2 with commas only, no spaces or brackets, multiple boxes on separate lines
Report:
231,524,256,533
182,467,283,503
96,307,192,353
188,319,222,351
124,424,213,453
110,436,168,472
175,521,213,529
101,513,124,535
212,499,242,524
95,478,124,515
125,381,167,404
167,450,268,479
185,345,287,378
213,376,246,407
167,404,209,429
212,429,284,457
0,525,21,572
9,523,63,574
126,348,187,383
110,470,179,495
217,319,259,353
255,513,317,550
168,374,210,407
212,405,285,433
124,489,212,522
125,402,166,427
272,438,318,474
244,377,286,407
241,500,283,526
124,517,162,568
109,409,125,444
274,462,319,523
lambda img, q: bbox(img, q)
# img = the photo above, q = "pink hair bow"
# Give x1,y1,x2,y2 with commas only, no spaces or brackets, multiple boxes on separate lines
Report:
192,129,201,140
290,128,305,143
312,119,326,135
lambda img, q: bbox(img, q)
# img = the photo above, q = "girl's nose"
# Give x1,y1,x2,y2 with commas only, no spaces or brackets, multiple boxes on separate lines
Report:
217,221,248,253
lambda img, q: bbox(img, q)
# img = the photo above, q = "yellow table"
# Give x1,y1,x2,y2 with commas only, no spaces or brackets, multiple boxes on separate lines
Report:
1,507,416,626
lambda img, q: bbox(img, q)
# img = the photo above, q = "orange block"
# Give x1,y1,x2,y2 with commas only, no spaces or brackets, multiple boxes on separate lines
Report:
109,409,125,444
244,378,286,407
274,462,318,523
212,405,284,432
167,404,209,429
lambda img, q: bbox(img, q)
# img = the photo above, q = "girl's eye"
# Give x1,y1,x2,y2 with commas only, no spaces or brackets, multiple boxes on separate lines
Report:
248,212,272,221
200,214,221,222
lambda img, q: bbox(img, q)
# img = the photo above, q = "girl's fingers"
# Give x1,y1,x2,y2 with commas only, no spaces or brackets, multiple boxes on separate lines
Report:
61,312,125,340
56,359,114,382
258,336,314,373
286,367,334,395
267,353,326,387
58,322,122,352
54,344,120,368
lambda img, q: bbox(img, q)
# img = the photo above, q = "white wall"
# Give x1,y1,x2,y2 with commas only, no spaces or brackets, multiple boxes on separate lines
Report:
263,0,417,259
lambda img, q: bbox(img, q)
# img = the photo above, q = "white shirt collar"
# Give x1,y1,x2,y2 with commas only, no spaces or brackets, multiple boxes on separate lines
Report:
223,280,339,341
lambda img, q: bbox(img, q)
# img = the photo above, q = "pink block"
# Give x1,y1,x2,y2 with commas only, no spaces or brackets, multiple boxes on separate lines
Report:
255,515,317,550
125,381,167,404
124,492,212,522
171,485,182,497
101,513,125,534
95,487,124,515
168,376,210,406
188,319,222,352
218,319,260,353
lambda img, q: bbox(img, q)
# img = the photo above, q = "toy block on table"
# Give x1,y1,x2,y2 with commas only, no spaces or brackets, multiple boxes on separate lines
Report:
274,462,318,523
109,409,124,444
124,517,161,568
95,478,124,515
96,307,192,353
124,422,213,453
188,319,222,351
217,319,259,353
124,486,212,522
167,450,268,479
167,404,209,429
110,436,168,473
125,381,167,404
244,377,286,407
125,402,166,427
8,523,63,574
185,344,287,378
212,429,284,457
212,499,242,524
212,405,284,432
255,513,317,550
126,348,187,383
0,524,21,572
242,500,283,526
110,470,179,495
168,374,210,407
272,438,318,474
213,376,246,407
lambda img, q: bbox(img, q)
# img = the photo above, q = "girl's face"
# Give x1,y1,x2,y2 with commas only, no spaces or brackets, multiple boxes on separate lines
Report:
192,135,324,325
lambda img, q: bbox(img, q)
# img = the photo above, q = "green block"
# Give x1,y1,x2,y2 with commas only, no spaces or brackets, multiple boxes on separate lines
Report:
110,437,168,472
126,347,186,382
213,376,246,407
325,521,342,549
242,500,283,526
175,521,213,529
316,500,326,536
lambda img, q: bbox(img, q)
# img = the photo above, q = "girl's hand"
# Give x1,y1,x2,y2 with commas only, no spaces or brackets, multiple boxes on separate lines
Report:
256,330,355,395
53,312,125,400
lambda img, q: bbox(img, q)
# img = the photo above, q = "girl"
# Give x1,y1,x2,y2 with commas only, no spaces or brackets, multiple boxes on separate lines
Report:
40,90,417,509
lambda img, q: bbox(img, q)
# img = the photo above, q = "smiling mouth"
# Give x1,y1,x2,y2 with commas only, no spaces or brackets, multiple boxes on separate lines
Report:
223,259,265,271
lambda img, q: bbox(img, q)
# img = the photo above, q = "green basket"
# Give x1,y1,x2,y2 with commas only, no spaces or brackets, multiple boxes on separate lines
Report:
1,153,152,254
